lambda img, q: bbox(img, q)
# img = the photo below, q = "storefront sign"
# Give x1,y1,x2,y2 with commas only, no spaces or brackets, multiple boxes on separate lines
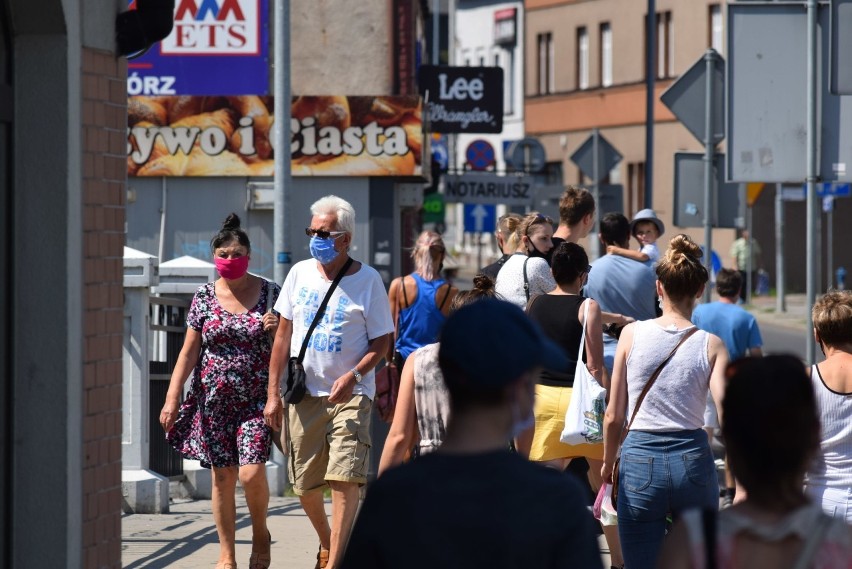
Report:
127,95,423,177
441,172,533,205
126,0,270,96
494,8,517,45
419,66,503,134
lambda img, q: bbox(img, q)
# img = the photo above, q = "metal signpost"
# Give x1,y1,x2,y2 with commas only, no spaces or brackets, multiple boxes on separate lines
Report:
570,130,622,260
274,0,292,286
661,48,725,302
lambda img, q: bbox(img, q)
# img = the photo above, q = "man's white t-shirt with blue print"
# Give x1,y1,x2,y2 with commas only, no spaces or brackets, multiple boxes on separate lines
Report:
275,259,394,400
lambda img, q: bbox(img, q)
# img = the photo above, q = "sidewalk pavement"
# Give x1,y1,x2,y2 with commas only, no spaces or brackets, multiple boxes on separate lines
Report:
745,292,809,333
122,494,613,567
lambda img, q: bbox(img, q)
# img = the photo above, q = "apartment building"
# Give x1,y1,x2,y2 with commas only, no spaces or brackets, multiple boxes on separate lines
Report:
524,0,730,255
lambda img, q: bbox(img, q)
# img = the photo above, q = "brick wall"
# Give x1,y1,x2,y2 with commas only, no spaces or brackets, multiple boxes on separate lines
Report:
81,47,127,569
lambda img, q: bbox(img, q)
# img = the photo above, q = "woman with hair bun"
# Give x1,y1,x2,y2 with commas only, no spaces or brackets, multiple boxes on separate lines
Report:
387,231,458,371
378,274,497,474
494,212,557,308
601,234,730,569
159,213,280,569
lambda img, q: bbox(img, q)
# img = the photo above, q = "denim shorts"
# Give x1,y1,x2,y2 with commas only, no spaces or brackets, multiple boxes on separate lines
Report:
807,484,852,524
617,429,718,569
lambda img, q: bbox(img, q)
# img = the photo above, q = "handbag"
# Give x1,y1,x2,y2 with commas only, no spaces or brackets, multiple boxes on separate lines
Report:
282,257,354,405
611,327,698,507
560,299,607,445
374,356,401,423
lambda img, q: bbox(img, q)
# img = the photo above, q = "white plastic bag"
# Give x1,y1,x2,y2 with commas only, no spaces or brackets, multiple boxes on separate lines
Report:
560,300,607,445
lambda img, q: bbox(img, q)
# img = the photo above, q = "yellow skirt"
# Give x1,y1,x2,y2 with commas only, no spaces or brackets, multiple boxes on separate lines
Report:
529,383,604,462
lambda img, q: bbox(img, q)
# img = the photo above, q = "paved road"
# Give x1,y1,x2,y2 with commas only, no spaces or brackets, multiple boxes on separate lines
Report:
760,322,817,361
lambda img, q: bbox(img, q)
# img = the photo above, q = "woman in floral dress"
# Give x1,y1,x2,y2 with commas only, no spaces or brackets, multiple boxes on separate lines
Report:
160,213,280,569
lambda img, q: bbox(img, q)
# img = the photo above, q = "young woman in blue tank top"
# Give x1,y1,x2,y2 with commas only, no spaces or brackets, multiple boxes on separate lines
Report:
387,231,458,370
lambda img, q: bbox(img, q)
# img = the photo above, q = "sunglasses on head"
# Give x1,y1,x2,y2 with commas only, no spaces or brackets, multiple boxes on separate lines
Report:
305,228,346,239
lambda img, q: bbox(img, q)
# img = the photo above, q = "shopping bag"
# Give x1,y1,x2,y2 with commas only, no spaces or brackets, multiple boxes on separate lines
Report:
593,482,618,526
559,300,607,445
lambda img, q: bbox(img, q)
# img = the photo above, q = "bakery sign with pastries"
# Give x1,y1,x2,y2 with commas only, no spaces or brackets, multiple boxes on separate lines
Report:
127,95,424,177
126,0,270,96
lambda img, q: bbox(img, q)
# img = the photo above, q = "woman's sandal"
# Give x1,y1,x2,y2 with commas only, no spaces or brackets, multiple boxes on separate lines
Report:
315,544,330,569
248,530,272,569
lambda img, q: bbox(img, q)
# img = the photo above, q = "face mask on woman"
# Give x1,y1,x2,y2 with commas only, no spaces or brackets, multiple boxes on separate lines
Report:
215,256,249,280
528,242,554,265
310,236,341,265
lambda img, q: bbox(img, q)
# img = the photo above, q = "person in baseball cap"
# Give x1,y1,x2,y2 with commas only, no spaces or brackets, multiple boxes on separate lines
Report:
342,299,603,569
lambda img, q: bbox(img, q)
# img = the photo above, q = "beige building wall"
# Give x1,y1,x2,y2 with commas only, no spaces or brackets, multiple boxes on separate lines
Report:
292,0,393,94
525,0,735,257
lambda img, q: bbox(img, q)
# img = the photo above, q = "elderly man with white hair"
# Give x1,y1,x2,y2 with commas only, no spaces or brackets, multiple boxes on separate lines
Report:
265,195,393,569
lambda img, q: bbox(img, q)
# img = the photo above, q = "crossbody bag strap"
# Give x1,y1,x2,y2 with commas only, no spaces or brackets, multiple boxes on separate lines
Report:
624,326,699,432
523,257,530,302
297,257,354,363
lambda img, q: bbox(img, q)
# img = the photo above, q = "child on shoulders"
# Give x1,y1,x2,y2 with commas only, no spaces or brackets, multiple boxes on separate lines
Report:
607,208,664,266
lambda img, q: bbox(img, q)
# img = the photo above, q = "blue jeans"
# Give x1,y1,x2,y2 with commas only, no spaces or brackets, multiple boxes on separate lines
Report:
617,429,718,569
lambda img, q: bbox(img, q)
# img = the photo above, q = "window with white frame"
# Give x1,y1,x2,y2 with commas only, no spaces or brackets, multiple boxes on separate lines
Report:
600,22,612,87
495,49,515,115
577,26,589,90
537,32,554,94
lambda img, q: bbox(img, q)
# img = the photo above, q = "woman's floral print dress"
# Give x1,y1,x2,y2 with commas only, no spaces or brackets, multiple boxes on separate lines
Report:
167,279,280,468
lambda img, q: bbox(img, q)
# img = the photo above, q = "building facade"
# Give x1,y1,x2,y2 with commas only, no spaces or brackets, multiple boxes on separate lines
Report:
524,0,734,259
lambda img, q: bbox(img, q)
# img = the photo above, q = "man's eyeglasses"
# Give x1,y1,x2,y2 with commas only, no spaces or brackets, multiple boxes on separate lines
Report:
305,228,346,239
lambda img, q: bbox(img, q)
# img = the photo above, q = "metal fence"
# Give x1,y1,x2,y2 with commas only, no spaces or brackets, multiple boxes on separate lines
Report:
148,296,189,478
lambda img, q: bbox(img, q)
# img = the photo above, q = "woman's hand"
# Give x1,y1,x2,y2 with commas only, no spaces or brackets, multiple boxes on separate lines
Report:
159,399,180,433
600,462,614,485
262,311,279,335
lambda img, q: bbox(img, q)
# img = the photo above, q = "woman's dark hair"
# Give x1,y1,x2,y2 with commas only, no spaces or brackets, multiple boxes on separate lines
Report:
722,355,820,503
656,234,708,301
550,242,589,286
451,274,497,312
210,213,251,253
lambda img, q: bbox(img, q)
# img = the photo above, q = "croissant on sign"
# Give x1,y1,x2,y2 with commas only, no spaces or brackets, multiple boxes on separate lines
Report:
292,151,415,176
137,150,251,176
401,114,423,165
350,95,420,127
128,96,169,126
227,96,274,161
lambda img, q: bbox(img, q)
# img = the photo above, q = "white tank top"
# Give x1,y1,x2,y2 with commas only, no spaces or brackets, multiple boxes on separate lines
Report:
625,320,711,432
806,365,852,490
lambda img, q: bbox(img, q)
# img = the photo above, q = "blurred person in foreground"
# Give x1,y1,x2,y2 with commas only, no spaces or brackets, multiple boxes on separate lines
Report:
658,356,852,569
601,235,729,569
342,299,603,569
378,274,497,474
806,290,852,523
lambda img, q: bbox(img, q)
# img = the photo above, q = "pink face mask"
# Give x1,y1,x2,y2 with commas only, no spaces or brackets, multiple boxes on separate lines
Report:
215,256,249,280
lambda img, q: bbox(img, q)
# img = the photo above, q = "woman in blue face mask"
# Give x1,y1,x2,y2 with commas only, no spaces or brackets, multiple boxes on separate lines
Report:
159,213,280,569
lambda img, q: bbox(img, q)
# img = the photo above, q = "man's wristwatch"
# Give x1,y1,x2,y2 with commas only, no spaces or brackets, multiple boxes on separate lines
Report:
351,368,362,383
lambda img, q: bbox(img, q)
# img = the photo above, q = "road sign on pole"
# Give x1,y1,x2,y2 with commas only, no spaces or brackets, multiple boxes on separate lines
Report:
570,131,623,183
507,137,546,173
661,50,726,146
463,203,496,234
673,153,742,229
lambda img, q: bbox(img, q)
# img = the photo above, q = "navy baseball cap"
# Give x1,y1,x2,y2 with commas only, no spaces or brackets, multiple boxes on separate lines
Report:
439,299,570,388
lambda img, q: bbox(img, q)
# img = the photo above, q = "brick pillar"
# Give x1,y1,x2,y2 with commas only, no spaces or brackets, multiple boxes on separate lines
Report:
81,47,127,569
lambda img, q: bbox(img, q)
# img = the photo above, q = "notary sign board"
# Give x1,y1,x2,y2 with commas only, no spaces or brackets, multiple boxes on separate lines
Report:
440,173,534,206
419,66,504,134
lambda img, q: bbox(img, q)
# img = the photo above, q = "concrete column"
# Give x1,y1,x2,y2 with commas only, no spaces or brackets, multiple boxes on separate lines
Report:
122,247,169,513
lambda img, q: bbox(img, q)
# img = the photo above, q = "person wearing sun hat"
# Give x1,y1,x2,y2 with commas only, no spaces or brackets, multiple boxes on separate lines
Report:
607,208,665,267
342,299,603,569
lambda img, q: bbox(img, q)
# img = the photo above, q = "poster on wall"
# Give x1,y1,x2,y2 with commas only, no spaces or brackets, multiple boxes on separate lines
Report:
127,95,424,177
126,0,270,96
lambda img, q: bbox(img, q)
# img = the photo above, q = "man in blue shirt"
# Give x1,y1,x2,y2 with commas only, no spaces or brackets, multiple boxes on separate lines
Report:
692,268,763,507
584,213,658,372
